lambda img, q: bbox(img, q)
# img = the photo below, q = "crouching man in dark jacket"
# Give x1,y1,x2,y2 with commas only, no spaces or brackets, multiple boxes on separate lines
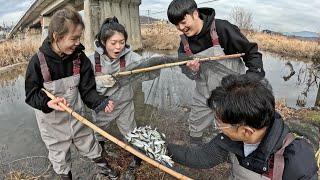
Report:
167,74,318,180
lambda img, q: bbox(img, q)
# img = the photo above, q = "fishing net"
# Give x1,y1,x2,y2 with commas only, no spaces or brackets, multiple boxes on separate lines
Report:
142,66,195,108
0,156,51,179
114,54,242,109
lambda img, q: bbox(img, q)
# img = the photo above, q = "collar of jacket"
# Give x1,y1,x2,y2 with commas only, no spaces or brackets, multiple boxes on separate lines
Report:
39,37,85,63
215,112,290,174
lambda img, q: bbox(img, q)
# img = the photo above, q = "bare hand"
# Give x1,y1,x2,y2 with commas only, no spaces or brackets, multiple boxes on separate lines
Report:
47,97,69,111
104,100,114,113
186,58,200,72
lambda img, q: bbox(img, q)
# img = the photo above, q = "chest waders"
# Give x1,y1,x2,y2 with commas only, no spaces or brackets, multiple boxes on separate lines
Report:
34,51,102,175
180,19,246,139
93,52,136,140
229,133,295,180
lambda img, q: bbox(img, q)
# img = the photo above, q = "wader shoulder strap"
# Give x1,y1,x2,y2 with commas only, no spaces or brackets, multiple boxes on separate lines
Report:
180,18,220,55
120,56,126,71
94,51,102,74
37,51,52,82
180,34,193,56
73,53,81,75
210,18,220,46
272,133,295,180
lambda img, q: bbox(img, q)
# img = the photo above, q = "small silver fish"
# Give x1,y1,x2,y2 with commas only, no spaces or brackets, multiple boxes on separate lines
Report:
125,125,174,167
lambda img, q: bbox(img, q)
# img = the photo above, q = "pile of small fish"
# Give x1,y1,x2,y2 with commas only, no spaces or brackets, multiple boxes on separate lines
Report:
125,126,174,167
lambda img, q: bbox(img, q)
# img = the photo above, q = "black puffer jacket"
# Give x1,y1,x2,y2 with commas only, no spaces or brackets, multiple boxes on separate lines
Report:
25,38,105,113
168,113,318,179
179,8,265,78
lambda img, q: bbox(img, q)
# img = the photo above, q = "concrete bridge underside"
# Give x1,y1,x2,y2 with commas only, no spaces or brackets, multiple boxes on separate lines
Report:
8,0,142,52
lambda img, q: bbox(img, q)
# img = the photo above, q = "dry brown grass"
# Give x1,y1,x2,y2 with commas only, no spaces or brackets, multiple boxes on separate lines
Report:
246,31,320,60
275,99,299,120
0,34,40,68
141,23,180,50
4,171,38,180
1,24,318,68
141,23,320,61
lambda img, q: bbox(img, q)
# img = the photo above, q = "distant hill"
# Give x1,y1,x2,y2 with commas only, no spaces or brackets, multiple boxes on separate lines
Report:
0,25,11,32
140,16,159,24
262,29,282,35
283,31,319,38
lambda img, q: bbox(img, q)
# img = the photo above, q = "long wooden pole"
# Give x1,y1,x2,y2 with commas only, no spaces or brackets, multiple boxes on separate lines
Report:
41,88,193,180
113,53,245,77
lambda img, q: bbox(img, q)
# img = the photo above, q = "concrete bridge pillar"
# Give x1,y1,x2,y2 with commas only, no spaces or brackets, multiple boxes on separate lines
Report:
84,0,142,53
41,16,51,42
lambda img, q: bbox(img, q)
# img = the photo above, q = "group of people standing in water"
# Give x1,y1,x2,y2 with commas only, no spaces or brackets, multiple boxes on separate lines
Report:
25,0,318,179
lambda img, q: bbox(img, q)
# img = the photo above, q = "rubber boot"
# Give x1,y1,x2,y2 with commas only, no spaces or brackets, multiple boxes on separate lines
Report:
59,171,72,180
128,155,142,171
99,141,106,152
93,156,118,180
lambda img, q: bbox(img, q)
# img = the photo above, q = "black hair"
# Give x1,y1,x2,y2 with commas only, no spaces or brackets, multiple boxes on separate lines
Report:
95,16,128,47
167,0,198,25
208,74,275,129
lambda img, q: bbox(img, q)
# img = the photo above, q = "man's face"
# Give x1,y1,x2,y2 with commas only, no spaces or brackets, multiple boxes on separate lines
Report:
215,118,244,142
175,12,199,37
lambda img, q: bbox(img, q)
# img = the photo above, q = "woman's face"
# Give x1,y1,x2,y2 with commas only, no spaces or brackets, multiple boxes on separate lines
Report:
104,32,126,59
56,24,83,55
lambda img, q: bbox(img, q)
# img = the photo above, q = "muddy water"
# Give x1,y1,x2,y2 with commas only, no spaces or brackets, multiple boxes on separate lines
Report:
141,51,320,109
0,51,318,177
263,52,319,108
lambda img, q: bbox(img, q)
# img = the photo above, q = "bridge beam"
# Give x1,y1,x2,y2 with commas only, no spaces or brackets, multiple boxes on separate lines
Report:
9,0,142,53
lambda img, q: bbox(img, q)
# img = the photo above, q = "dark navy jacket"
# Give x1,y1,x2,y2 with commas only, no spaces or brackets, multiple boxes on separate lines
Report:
168,114,318,179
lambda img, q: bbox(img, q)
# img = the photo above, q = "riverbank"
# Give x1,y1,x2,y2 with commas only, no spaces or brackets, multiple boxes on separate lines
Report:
0,24,319,69
140,24,320,61
0,34,40,67
2,98,319,179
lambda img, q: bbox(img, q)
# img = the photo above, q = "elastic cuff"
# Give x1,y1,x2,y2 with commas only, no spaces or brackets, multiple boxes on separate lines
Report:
190,131,203,138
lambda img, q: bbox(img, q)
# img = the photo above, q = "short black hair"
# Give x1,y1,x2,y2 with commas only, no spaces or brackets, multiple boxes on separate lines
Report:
208,74,275,129
167,0,197,25
95,16,128,47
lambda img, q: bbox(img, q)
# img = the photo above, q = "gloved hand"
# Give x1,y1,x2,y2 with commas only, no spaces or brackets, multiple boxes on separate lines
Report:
95,74,117,88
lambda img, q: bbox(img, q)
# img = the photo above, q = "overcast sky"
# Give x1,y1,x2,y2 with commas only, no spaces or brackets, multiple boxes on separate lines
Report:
0,0,319,32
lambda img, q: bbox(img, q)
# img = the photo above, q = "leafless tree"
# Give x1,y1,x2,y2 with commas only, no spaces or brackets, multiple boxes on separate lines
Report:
229,6,253,30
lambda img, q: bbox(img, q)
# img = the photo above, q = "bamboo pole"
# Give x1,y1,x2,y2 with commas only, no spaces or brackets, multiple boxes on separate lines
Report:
41,88,193,180
113,53,245,77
